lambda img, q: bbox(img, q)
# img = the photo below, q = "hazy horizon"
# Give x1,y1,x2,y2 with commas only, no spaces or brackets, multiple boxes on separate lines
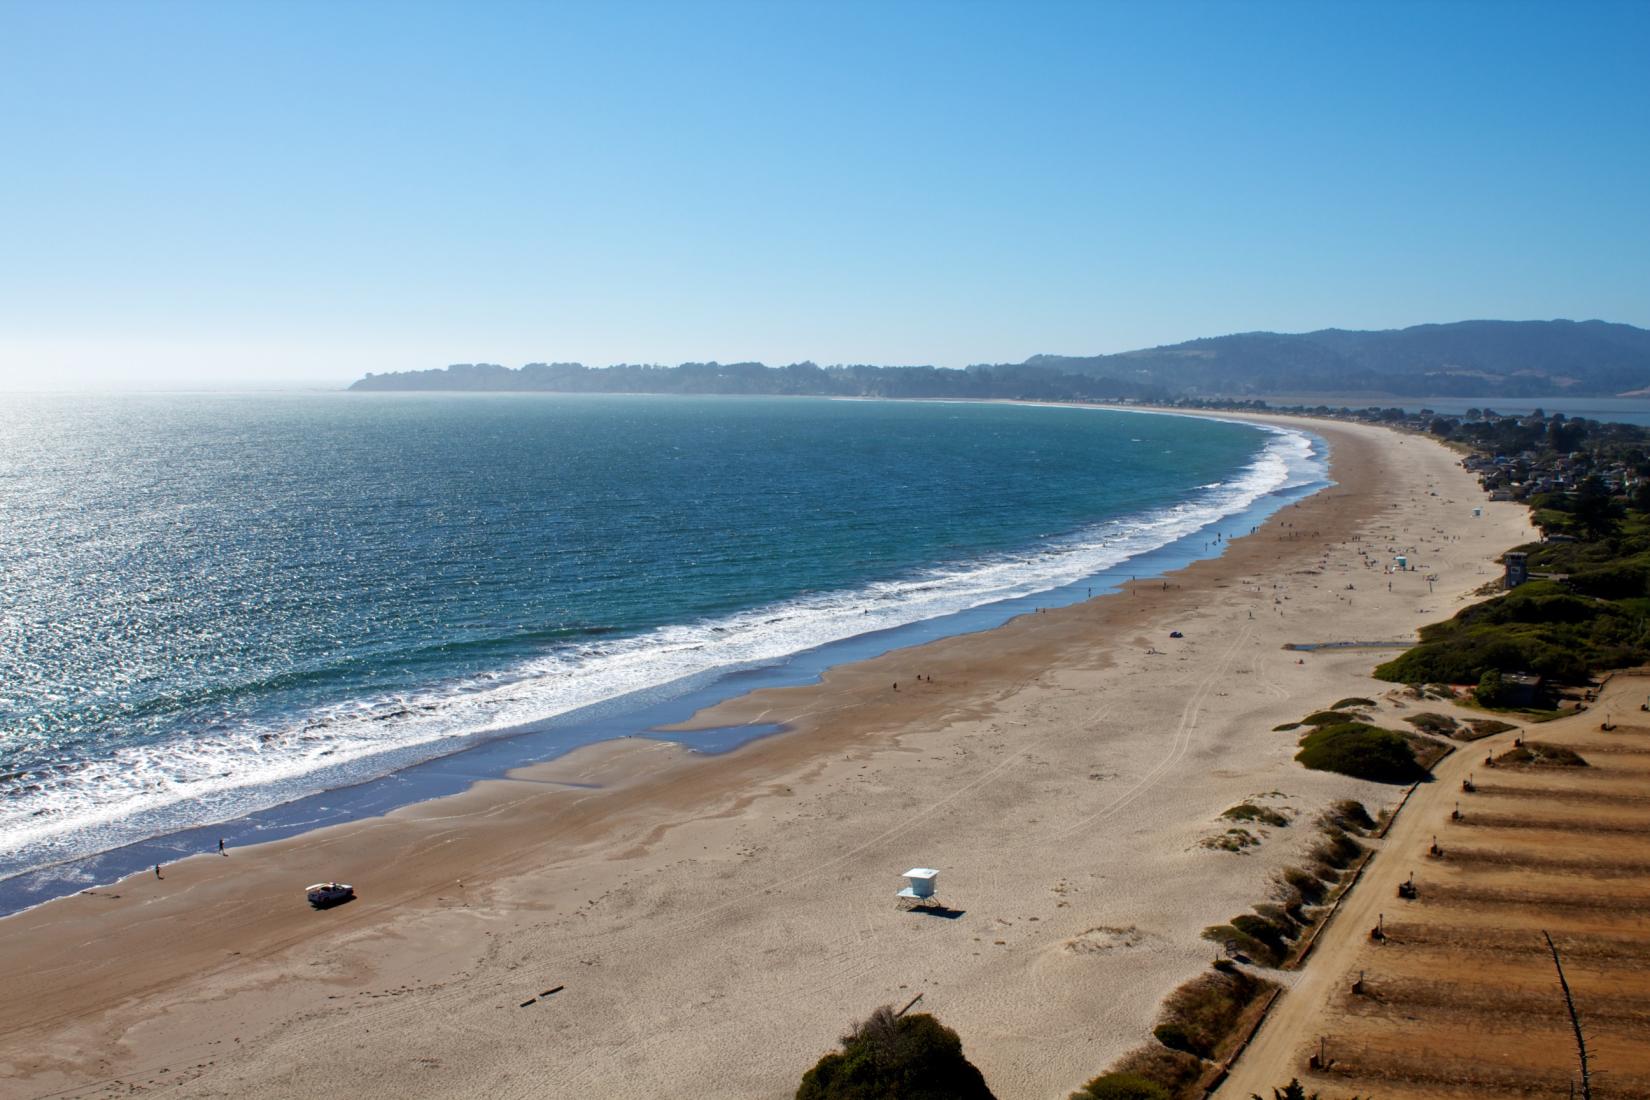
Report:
2,1,1646,392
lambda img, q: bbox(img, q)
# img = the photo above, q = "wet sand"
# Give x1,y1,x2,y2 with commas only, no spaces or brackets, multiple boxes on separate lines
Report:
0,416,1530,1099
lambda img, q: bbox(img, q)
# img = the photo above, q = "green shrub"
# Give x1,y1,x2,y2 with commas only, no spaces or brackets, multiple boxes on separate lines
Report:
1331,697,1377,710
1272,722,1301,731
1475,669,1508,707
1568,561,1650,599
1071,1072,1172,1100
1073,1047,1202,1100
1374,580,1650,687
1295,723,1428,783
797,1007,996,1100
1299,710,1356,727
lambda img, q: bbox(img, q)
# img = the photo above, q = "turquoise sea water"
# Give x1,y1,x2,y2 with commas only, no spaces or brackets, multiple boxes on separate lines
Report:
0,394,1319,889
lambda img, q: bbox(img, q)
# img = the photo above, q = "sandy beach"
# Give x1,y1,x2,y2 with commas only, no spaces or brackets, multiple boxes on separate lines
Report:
0,416,1530,1099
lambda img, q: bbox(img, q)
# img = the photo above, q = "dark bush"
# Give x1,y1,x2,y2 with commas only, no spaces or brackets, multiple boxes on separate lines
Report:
1281,866,1327,905
1202,923,1282,968
1071,1072,1172,1100
1331,697,1377,709
797,1007,996,1100
1295,723,1428,783
1310,828,1365,870
1375,580,1649,687
1230,913,1291,958
1151,1023,1197,1057
1568,561,1650,599
1324,800,1376,833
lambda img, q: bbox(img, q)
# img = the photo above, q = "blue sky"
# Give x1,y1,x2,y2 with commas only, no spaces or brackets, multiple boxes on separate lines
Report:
1,1,1646,389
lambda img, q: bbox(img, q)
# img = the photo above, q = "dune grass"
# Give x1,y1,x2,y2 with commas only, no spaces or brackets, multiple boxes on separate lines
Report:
1150,966,1275,1061
1456,717,1518,741
1495,741,1588,767
1222,802,1290,828
1403,711,1459,735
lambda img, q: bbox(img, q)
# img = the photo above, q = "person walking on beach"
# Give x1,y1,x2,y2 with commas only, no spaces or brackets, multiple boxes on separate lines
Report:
218,837,226,855
154,864,162,879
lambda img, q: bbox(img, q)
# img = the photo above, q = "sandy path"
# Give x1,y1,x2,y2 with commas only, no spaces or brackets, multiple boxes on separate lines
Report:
0,417,1528,1099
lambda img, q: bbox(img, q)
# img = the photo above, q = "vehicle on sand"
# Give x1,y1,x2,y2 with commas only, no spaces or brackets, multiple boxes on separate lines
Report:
306,882,354,907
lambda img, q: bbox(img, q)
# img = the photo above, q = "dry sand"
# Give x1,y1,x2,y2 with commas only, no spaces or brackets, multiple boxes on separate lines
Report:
0,416,1530,1099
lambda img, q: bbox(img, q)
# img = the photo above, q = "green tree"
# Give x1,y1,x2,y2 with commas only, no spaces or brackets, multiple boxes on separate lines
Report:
1573,475,1623,542
1476,668,1506,707
797,1006,996,1100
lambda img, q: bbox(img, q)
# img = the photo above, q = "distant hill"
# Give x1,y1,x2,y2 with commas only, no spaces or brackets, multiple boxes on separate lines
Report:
1024,320,1650,398
348,360,1167,403
349,320,1650,400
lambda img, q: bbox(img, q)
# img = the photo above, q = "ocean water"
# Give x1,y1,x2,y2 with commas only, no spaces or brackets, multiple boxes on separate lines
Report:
0,394,1320,891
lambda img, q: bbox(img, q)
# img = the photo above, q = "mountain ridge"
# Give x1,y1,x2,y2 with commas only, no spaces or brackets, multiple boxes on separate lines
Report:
349,319,1650,399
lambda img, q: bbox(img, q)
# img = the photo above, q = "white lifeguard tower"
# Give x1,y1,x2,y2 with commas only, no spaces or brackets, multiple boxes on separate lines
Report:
898,867,940,909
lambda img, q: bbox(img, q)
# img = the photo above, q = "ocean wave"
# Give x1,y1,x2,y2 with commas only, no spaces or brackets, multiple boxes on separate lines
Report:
0,423,1321,877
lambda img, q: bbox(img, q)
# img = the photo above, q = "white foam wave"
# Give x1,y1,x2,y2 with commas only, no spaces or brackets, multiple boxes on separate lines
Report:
0,422,1322,876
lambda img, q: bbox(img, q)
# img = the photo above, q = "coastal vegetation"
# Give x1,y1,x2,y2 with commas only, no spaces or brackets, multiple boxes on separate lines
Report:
796,1006,996,1100
1493,741,1588,767
1456,717,1517,741
1071,1047,1203,1100
1223,802,1290,828
1293,721,1437,784
1150,967,1275,1059
1073,807,1374,1099
1375,506,1650,695
1401,712,1458,736
1373,579,1647,688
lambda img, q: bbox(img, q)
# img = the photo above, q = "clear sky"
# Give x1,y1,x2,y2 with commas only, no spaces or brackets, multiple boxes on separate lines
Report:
1,0,1646,390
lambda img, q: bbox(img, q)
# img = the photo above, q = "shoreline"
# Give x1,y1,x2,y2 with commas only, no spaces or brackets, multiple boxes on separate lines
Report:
0,416,1530,1100
1,405,1324,918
